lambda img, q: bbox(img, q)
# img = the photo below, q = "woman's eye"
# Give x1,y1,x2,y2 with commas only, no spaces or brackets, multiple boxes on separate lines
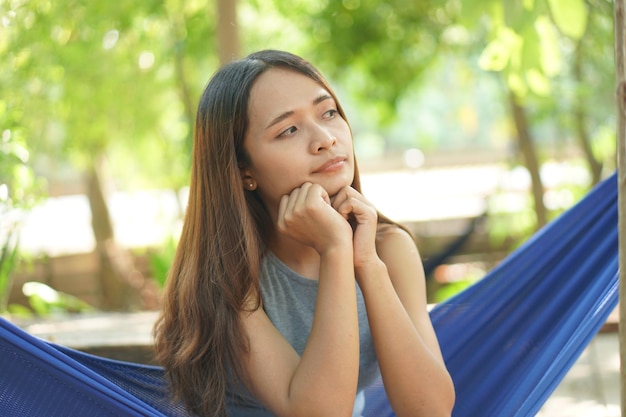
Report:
278,126,297,137
324,109,338,118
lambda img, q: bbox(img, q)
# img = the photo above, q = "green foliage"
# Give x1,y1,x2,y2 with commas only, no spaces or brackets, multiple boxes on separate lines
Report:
0,102,44,313
431,263,488,303
487,209,537,250
456,0,598,102
22,282,94,316
2,0,214,191
6,303,32,318
244,0,615,178
547,0,588,40
259,0,457,126
432,279,475,303
0,229,18,312
147,237,178,288
4,0,615,182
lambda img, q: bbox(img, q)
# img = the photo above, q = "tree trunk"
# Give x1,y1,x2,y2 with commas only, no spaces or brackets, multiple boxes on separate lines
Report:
174,49,195,145
85,158,143,311
216,0,240,65
168,8,195,137
613,2,626,416
508,90,548,229
573,39,603,185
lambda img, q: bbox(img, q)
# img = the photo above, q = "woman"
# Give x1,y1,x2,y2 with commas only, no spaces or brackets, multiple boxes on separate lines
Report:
154,50,455,417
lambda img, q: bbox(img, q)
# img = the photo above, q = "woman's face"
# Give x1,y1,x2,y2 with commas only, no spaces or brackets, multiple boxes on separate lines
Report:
242,67,354,216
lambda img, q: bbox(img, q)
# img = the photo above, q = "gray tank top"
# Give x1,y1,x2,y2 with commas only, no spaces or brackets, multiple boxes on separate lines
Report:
226,252,380,416
260,251,380,390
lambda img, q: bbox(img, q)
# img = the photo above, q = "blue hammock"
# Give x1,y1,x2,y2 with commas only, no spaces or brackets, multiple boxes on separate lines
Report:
0,173,619,417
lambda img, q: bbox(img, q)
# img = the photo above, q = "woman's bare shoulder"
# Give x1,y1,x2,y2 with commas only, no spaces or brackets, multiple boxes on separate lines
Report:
375,223,422,270
376,223,415,245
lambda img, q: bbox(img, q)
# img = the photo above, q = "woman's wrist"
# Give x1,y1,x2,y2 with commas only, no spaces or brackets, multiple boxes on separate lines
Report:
316,235,353,258
355,257,387,283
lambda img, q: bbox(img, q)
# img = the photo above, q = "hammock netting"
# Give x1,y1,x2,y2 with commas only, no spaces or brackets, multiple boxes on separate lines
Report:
0,173,619,417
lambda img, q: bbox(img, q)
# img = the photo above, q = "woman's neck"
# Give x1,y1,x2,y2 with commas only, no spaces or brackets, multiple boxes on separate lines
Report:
268,234,321,280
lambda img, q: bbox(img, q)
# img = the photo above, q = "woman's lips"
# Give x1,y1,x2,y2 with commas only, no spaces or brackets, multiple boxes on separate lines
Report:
314,157,346,173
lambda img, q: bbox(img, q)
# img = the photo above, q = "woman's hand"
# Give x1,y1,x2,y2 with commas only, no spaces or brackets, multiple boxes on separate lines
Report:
331,186,379,269
277,182,352,255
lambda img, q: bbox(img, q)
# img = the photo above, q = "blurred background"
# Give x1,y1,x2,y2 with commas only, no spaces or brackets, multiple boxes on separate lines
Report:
0,0,618,315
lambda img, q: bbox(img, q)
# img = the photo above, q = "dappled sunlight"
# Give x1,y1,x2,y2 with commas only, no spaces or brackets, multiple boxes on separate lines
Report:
19,189,184,256
17,162,595,256
361,161,589,223
537,334,620,417
20,311,157,348
537,398,620,417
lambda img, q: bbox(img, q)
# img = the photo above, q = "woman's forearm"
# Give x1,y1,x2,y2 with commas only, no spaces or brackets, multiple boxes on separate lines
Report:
288,246,360,416
357,261,455,417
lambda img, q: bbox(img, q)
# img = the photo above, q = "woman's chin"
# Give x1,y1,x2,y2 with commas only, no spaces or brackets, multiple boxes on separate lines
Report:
324,180,355,198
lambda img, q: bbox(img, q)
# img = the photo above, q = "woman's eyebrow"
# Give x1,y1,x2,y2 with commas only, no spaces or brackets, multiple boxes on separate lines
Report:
313,93,333,105
265,110,294,130
265,93,334,130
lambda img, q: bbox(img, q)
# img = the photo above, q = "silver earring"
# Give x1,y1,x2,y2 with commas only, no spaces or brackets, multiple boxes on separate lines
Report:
249,183,254,188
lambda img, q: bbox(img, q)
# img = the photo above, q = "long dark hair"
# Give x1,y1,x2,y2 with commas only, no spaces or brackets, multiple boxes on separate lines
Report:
154,50,399,417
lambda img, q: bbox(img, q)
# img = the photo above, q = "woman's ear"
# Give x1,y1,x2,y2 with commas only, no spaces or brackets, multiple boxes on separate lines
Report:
240,172,257,191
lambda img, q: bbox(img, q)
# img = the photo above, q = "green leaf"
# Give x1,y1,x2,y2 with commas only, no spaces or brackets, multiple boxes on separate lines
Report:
520,25,542,73
478,27,522,72
508,72,528,98
459,0,500,29
6,304,33,318
547,0,588,40
433,280,475,303
526,68,551,96
535,15,562,76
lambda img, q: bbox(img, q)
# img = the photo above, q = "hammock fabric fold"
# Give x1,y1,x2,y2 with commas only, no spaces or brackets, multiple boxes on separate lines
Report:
0,173,619,417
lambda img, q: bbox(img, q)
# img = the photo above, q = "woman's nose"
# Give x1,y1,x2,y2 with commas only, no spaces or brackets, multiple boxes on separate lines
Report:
310,129,336,153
